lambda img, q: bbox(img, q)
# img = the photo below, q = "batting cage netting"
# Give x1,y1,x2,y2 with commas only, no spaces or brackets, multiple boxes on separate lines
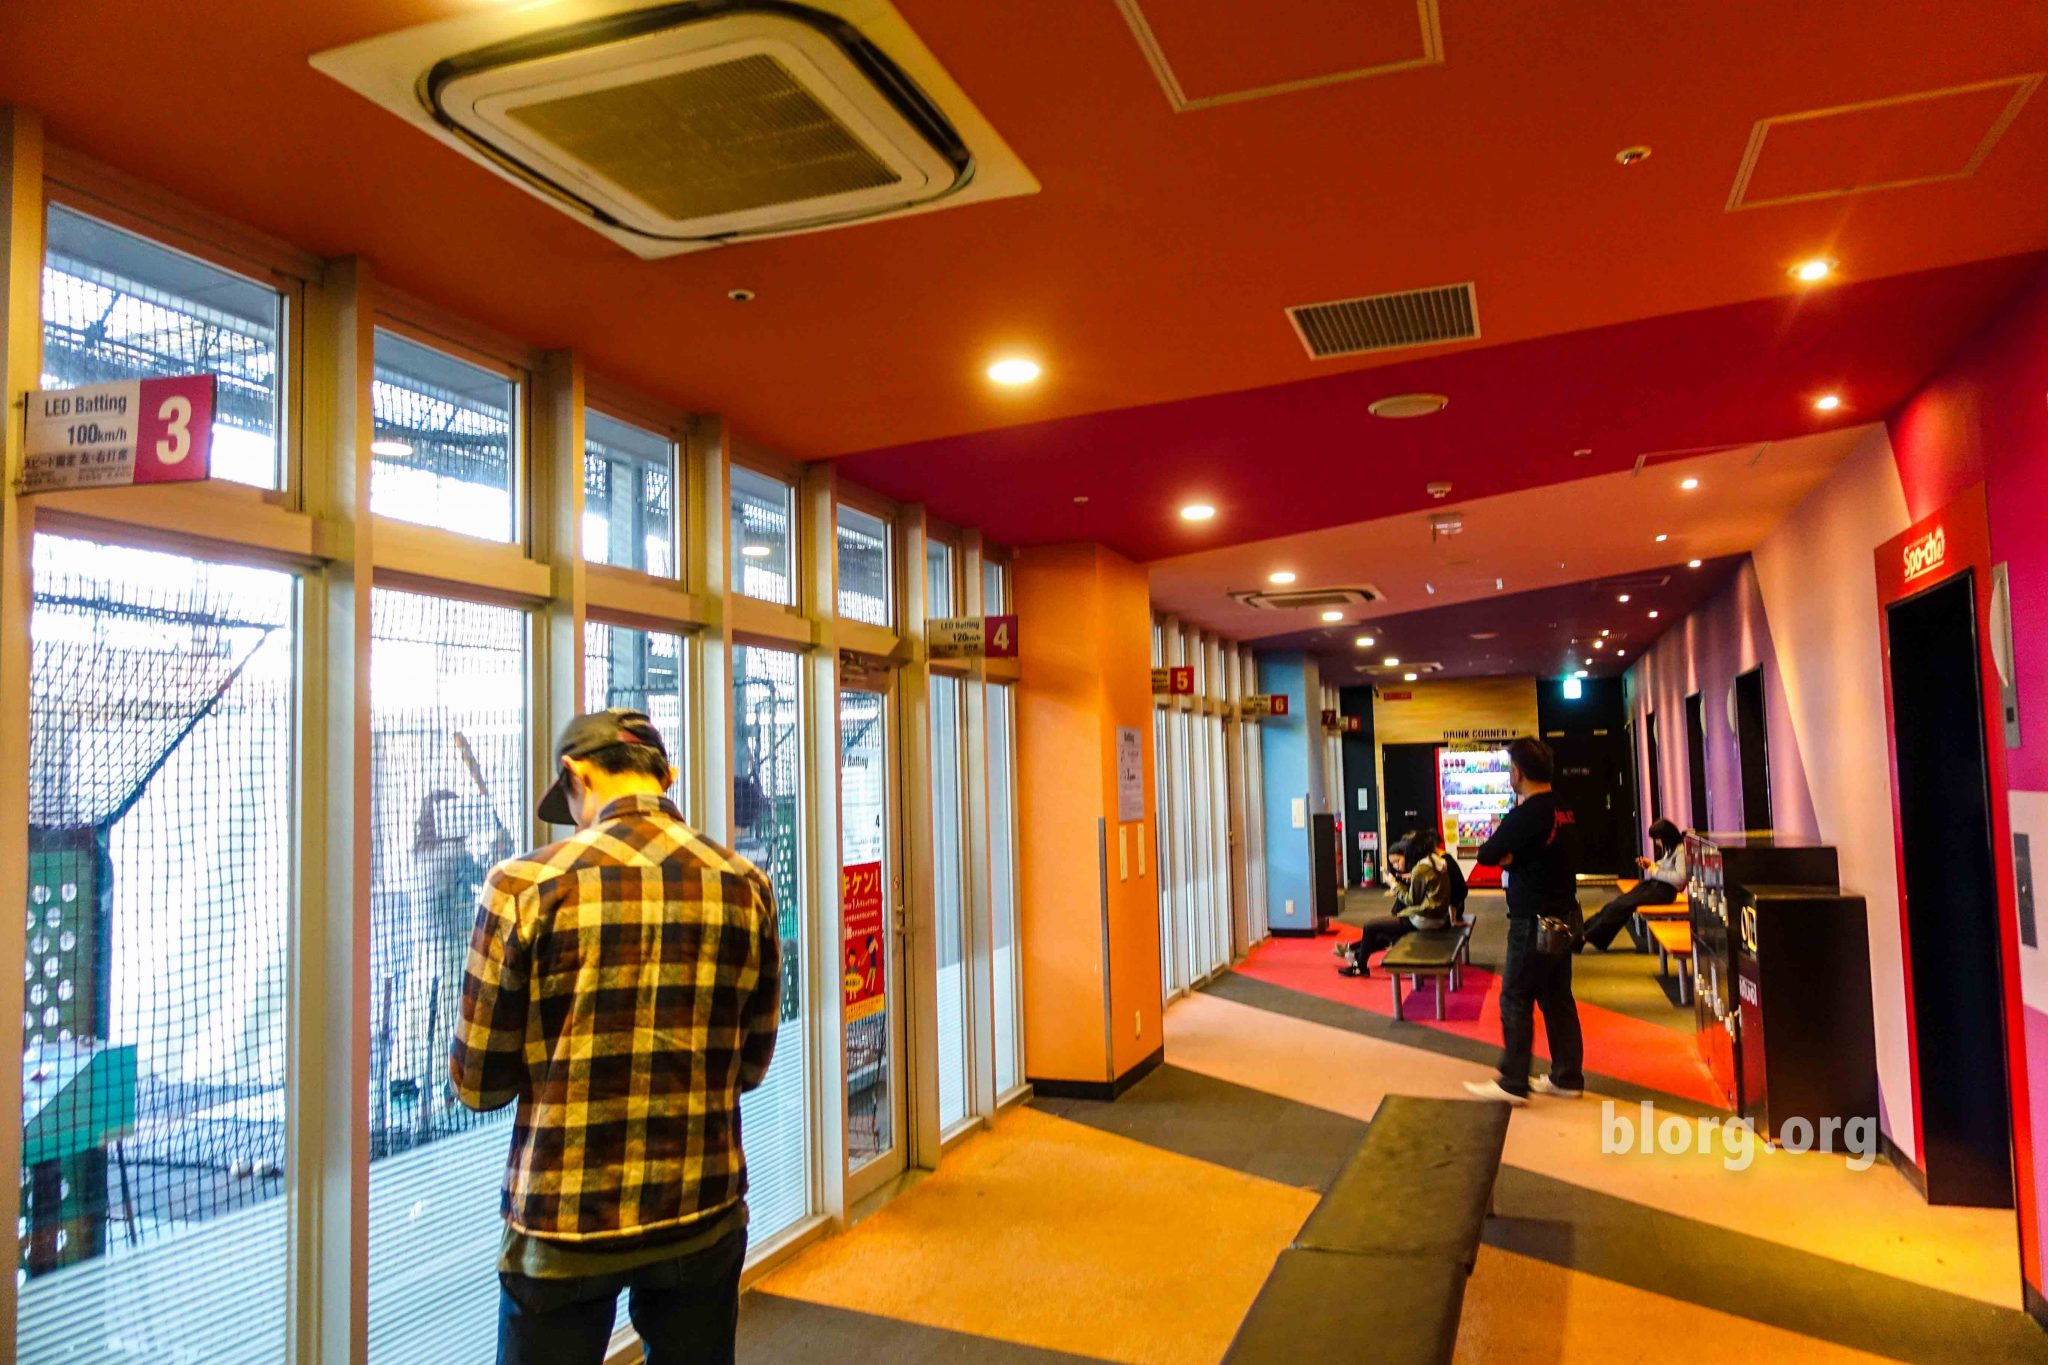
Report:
19,534,295,1358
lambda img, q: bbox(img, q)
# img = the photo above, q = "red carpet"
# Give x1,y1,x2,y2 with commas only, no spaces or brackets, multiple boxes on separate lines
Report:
1237,927,1723,1107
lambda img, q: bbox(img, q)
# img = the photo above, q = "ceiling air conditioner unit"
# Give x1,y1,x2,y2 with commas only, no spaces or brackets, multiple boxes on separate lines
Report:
311,0,1037,259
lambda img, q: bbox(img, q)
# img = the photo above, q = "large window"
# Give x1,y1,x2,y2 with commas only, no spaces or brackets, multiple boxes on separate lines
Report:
930,675,972,1131
988,684,1023,1098
836,505,891,626
731,646,811,1240
839,689,892,1168
585,622,688,819
371,331,519,543
18,536,295,1361
583,410,676,576
926,541,956,616
731,467,796,605
42,206,284,490
365,591,527,1364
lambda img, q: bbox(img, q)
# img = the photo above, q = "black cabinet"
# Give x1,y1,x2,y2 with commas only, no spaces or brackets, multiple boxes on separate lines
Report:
1735,888,1878,1137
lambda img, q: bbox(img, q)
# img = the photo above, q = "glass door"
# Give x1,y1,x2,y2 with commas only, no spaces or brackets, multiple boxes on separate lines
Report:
840,683,905,1199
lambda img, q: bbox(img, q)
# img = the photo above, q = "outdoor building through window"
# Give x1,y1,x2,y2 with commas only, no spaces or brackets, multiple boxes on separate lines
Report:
42,205,284,490
585,622,688,820
371,331,518,543
18,535,296,1361
836,505,891,626
584,410,676,577
731,466,795,606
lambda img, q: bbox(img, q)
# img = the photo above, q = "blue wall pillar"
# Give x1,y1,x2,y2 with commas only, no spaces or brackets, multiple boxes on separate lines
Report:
1258,652,1326,933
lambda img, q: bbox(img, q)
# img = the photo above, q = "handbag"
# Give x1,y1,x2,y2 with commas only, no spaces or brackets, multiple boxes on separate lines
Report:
1533,901,1583,957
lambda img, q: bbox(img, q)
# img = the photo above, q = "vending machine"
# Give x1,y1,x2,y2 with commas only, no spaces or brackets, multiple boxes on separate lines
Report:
1437,744,1515,888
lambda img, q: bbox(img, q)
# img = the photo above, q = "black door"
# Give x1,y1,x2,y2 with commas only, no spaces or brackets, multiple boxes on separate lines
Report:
1888,570,2014,1208
1646,712,1664,823
1684,693,1710,831
1734,668,1774,831
1381,743,1441,851
1551,731,1632,875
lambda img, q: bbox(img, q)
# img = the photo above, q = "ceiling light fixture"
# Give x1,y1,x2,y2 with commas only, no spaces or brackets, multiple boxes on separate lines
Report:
1403,672,1419,682
1680,477,1700,491
1654,533,1669,543
1600,629,1610,637
1383,656,1400,668
1367,393,1449,419
1616,649,1627,657
1648,610,1661,619
1790,257,1837,283
1618,593,1631,603
1574,669,1591,679
1814,393,1843,412
987,358,1040,385
1179,503,1216,522
1593,639,1605,649
1269,571,1297,585
1355,635,1376,649
1688,558,1703,569
727,288,756,303
1615,145,1652,167
1320,610,1344,623
370,438,413,457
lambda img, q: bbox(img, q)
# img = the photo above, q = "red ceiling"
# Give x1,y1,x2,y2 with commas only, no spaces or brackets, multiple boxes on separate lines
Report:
1253,557,1745,687
840,254,2044,561
5,0,2048,521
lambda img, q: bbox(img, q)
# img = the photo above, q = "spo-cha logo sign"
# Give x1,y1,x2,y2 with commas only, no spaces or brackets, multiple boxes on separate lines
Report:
1902,526,1947,584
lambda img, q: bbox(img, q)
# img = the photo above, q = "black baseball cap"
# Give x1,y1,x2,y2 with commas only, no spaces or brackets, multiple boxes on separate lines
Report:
537,708,670,825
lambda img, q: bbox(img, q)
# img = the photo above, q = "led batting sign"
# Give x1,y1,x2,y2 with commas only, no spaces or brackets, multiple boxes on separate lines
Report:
21,376,217,494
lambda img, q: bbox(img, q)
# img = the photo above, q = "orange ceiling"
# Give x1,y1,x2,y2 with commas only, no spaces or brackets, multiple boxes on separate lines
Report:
6,0,2048,465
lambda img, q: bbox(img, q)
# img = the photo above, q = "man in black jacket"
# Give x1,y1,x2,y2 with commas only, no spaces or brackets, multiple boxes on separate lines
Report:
1463,737,1585,1106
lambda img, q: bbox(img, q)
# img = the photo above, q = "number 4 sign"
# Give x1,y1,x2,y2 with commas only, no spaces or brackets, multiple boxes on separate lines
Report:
20,375,217,494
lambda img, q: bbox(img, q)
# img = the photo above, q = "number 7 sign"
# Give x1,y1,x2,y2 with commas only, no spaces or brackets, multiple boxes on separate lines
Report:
984,615,1019,658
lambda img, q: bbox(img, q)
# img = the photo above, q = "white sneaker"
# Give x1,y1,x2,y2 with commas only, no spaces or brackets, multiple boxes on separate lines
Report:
1530,1075,1584,1099
1462,1079,1528,1107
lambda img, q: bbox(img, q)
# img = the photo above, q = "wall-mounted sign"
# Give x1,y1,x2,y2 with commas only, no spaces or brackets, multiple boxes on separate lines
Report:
1444,727,1517,741
1345,716,1362,734
1269,693,1290,716
928,614,1020,660
1902,526,1947,585
841,861,886,1023
1381,691,1413,702
1321,709,1339,729
1152,667,1172,694
1169,666,1195,696
1115,726,1145,822
21,376,217,494
1242,693,1290,717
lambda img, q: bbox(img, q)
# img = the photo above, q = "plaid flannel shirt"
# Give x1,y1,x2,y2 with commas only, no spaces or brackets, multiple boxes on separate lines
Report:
450,794,782,1243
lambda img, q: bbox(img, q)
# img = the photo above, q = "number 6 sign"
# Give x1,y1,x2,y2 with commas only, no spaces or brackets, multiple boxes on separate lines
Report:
132,375,217,485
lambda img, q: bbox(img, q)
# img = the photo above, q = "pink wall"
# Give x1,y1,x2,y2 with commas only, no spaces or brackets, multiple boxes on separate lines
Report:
1625,558,1819,840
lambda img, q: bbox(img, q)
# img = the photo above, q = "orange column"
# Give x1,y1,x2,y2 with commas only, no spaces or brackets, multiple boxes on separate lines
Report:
1014,543,1164,1094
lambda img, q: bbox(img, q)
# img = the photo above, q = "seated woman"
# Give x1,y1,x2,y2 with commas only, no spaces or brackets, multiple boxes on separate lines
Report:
1335,830,1453,977
1580,818,1686,952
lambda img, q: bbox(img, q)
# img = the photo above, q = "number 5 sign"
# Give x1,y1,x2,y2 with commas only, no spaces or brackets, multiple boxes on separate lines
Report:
20,375,217,493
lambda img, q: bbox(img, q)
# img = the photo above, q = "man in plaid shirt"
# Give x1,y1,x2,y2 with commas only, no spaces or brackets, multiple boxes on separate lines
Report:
452,708,781,1365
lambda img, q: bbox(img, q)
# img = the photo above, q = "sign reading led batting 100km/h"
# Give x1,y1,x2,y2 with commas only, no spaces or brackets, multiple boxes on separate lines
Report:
20,376,218,494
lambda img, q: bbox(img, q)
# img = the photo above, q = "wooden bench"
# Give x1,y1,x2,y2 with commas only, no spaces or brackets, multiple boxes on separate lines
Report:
1381,925,1473,1022
1223,1095,1512,1365
1646,920,1694,1003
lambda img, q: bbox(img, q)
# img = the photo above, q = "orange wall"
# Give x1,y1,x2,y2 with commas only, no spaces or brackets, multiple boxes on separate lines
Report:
1014,543,1164,1084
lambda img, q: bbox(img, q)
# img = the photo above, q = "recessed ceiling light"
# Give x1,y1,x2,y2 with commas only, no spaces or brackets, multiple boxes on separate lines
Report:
1270,570,1297,585
1403,672,1419,682
1320,609,1344,623
1814,393,1843,412
1617,649,1627,657
1680,477,1700,491
987,358,1040,385
1600,629,1611,637
1573,448,1592,458
1355,635,1377,648
1593,639,1606,649
1615,145,1652,167
1367,393,1449,419
1074,495,1090,504
1688,558,1703,569
1648,610,1661,619
1383,656,1400,667
727,288,756,303
741,544,772,559
1654,533,1669,543
1575,669,1590,679
371,438,413,457
1470,631,1498,640
1790,257,1837,283
1180,503,1216,522
1618,594,1631,603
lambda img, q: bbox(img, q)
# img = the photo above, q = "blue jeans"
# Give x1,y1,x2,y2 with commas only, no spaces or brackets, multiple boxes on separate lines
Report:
497,1226,747,1365
1496,913,1585,1097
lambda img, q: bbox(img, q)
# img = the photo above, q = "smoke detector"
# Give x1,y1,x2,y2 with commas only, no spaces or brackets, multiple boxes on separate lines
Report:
311,0,1037,258
1426,481,1453,500
1429,511,1463,541
1368,392,1452,418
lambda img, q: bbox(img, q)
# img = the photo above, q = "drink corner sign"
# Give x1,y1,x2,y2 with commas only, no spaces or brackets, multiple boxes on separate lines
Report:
21,376,217,494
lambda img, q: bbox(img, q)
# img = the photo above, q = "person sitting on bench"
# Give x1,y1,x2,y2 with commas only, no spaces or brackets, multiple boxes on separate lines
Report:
1580,818,1686,952
1335,830,1452,977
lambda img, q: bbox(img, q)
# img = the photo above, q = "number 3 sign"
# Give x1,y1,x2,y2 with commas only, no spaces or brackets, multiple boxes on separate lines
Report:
132,375,217,484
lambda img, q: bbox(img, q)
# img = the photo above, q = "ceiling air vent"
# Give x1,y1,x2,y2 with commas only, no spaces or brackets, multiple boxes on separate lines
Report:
1229,585,1384,612
311,1,1037,259
1286,282,1479,360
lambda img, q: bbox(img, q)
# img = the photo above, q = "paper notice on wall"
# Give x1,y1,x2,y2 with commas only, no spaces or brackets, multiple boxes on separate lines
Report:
1116,726,1144,823
841,861,886,1023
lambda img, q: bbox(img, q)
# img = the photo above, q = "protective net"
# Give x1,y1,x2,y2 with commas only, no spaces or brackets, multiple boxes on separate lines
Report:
19,534,293,1332
366,589,525,1159
583,413,675,576
369,331,516,542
